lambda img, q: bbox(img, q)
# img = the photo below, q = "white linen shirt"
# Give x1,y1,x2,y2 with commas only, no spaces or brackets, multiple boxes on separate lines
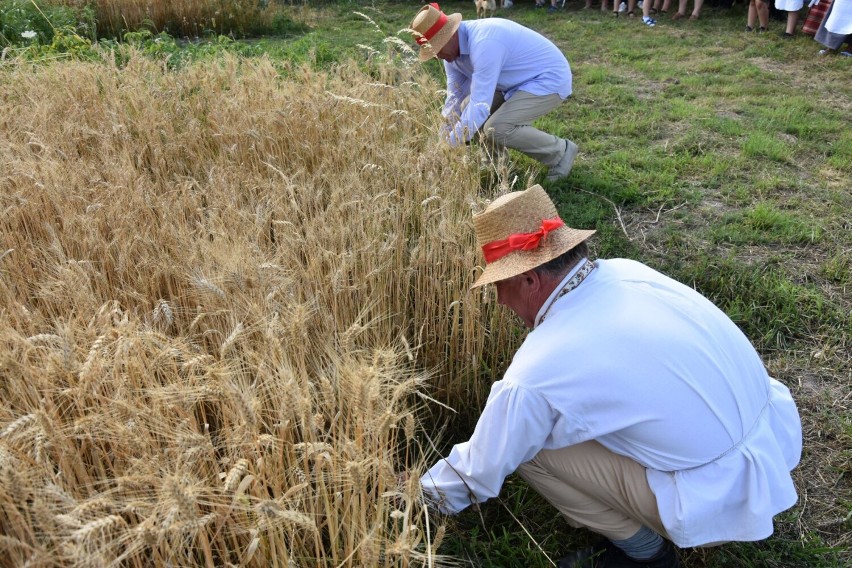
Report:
441,19,572,146
421,259,802,547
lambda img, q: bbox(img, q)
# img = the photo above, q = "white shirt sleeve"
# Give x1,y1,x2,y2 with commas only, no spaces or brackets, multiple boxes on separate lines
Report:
442,62,469,124
420,382,557,514
446,39,507,146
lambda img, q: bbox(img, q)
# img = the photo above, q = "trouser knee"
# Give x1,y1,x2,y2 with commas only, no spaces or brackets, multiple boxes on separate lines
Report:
481,117,516,146
515,443,669,541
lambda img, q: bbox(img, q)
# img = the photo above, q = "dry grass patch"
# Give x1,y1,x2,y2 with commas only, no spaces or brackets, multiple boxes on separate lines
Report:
52,0,284,37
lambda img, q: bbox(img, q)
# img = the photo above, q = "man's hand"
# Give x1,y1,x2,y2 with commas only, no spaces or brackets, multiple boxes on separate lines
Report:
438,122,453,144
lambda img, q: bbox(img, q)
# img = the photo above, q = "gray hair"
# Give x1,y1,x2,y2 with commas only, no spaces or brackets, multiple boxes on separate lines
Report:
533,241,589,279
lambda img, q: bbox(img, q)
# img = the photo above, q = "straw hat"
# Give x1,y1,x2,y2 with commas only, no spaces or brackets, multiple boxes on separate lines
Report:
471,185,595,288
410,3,462,61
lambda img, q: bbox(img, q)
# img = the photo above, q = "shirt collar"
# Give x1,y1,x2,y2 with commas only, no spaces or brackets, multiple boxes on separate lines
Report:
533,258,589,329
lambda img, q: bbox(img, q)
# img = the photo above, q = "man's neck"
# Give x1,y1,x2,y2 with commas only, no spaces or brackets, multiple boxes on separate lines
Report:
532,258,590,328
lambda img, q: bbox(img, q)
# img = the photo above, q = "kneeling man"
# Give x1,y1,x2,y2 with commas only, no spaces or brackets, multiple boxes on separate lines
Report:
410,4,579,181
421,185,802,567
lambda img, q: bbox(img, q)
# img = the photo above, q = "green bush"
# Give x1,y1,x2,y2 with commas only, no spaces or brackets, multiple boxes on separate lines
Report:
0,0,95,47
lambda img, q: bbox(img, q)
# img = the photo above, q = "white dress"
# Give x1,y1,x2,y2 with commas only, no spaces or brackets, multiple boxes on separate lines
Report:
826,0,852,35
775,0,804,10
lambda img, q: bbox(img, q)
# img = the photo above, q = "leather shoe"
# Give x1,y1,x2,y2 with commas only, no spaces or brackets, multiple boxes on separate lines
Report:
558,539,680,568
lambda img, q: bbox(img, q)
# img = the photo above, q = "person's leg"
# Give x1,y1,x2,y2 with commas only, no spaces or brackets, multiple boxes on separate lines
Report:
516,440,669,541
643,0,657,24
481,91,567,168
757,0,769,29
672,0,688,18
690,0,703,18
784,9,799,35
473,91,509,164
747,0,757,29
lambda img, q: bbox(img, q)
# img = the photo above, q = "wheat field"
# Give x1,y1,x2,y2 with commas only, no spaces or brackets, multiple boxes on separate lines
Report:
52,0,281,37
0,47,521,566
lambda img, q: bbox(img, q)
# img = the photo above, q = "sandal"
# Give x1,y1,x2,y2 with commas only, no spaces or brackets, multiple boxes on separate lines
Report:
628,10,636,16
671,11,685,19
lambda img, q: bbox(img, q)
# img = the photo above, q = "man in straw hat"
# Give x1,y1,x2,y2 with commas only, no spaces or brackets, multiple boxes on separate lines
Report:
420,185,802,567
409,3,579,182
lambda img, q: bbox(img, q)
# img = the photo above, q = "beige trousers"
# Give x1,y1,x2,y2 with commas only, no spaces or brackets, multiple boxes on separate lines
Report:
516,441,670,541
474,90,567,168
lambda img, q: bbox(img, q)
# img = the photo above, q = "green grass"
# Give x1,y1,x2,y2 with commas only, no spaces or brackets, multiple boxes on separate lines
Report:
712,202,822,245
741,131,795,161
821,252,852,285
677,256,845,347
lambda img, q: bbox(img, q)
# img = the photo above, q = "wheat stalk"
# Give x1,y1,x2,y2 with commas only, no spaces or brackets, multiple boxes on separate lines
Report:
0,18,510,565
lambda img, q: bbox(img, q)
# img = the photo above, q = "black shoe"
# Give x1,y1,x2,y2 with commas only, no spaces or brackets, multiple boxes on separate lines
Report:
558,539,680,568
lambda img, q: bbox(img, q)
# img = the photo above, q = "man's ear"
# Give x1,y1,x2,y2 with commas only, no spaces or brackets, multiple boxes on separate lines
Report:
520,269,541,291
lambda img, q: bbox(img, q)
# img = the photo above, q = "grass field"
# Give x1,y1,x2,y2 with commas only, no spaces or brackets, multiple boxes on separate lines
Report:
1,1,850,566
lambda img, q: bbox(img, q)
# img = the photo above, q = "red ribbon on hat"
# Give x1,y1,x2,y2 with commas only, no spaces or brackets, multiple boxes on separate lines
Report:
482,217,565,263
416,3,449,46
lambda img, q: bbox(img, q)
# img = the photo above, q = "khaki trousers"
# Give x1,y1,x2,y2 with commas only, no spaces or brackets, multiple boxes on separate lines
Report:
468,90,567,168
516,441,670,541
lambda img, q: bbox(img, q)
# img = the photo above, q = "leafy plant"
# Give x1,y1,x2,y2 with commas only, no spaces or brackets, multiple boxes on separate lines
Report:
0,0,95,47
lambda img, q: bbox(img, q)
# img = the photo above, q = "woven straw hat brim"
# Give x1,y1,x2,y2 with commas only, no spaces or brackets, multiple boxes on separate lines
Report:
416,13,462,61
470,227,596,288
469,184,595,289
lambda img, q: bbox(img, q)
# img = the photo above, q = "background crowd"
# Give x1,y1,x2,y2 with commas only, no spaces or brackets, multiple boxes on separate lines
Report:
501,0,852,55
